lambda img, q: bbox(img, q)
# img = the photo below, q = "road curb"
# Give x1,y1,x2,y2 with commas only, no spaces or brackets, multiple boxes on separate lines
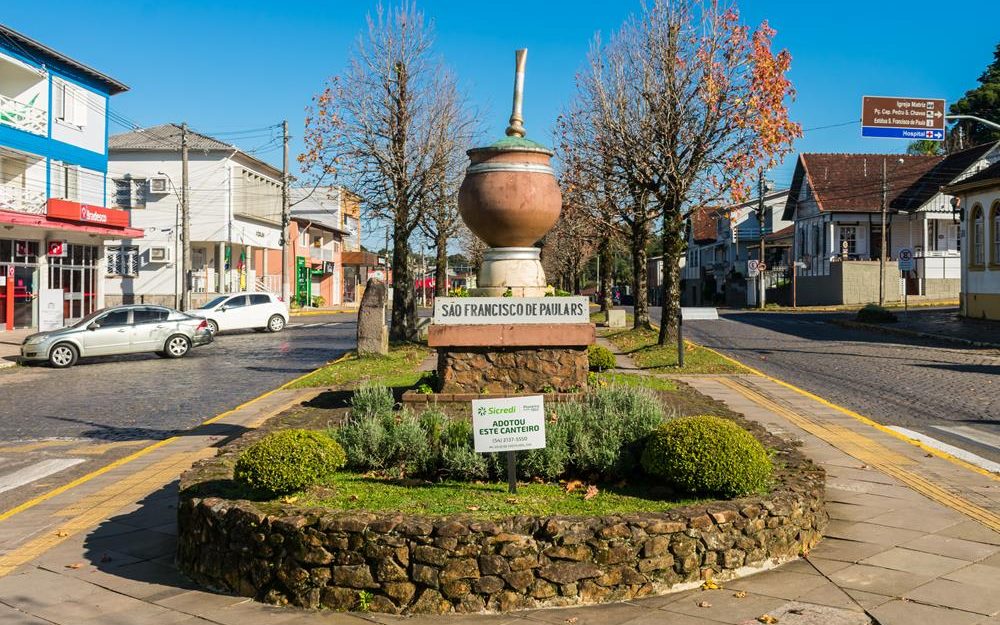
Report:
829,318,1000,349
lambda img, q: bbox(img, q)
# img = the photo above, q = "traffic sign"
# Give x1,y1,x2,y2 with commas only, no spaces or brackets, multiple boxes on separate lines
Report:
897,247,915,272
747,259,760,277
862,96,946,141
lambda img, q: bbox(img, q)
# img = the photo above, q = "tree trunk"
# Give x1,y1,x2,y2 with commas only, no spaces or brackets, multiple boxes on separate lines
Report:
390,232,417,342
630,220,651,330
657,211,685,345
434,231,449,296
599,237,613,312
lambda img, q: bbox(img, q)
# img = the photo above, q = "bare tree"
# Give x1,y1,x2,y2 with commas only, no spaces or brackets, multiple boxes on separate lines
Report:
300,3,469,341
418,79,476,297
561,1,799,341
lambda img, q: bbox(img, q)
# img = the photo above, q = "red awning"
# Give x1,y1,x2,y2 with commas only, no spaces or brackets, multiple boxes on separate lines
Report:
0,209,144,238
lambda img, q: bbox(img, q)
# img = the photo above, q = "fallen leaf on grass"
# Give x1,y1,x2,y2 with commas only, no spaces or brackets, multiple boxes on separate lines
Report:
466,506,480,511
697,601,712,608
565,480,583,493
348,495,359,502
733,590,748,598
701,580,720,590
280,496,299,504
65,563,83,569
506,497,518,504
583,485,599,501
757,615,778,624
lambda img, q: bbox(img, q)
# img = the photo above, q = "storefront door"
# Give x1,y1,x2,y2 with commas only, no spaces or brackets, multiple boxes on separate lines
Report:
48,244,99,325
1,239,39,330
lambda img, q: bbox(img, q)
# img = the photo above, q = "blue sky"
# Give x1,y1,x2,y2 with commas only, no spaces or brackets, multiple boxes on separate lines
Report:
4,0,999,239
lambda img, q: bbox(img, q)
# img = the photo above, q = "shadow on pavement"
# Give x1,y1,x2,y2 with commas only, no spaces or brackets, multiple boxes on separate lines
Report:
41,416,251,444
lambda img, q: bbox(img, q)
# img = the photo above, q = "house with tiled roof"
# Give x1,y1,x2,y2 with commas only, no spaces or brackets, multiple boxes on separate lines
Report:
783,143,999,306
943,160,1000,320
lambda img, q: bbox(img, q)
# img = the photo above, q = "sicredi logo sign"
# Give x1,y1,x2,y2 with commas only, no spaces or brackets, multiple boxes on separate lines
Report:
472,395,546,453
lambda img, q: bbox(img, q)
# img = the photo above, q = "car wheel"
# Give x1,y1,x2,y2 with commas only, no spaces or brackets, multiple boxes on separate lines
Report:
266,314,286,332
48,342,78,368
164,335,191,358
206,319,219,335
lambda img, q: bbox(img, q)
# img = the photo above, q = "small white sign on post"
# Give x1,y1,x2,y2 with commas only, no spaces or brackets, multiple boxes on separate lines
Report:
472,395,546,453
897,248,915,272
747,259,760,277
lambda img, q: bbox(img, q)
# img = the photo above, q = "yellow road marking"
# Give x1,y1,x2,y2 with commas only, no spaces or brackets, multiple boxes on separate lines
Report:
714,376,1000,532
0,449,214,577
697,343,999,481
0,440,76,454
0,350,348,526
68,440,146,456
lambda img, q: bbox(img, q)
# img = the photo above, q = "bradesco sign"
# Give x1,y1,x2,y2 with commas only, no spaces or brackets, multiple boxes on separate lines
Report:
472,395,546,453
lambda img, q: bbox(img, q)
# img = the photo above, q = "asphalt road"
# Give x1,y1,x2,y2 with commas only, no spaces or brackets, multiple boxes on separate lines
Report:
0,313,354,512
651,308,1000,465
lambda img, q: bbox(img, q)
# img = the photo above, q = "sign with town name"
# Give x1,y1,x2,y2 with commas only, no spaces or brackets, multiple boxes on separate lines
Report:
472,395,546,453
861,96,946,141
434,296,589,325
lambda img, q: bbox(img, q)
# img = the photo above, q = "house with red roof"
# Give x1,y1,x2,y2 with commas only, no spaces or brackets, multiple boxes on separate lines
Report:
782,143,999,306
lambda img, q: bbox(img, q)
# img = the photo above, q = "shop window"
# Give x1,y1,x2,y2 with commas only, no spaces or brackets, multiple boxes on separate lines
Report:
838,226,857,256
107,246,140,276
971,204,985,267
992,201,1000,265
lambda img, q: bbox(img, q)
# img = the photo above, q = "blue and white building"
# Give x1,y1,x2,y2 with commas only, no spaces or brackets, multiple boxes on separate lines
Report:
0,24,140,331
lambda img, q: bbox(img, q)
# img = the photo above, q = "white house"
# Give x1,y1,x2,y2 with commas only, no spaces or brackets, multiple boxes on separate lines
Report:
0,24,137,331
783,143,999,306
104,124,285,308
943,160,1000,321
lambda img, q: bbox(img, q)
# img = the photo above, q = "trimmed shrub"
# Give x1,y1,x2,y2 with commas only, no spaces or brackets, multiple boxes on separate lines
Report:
856,303,897,323
641,415,772,497
234,429,346,496
587,345,616,371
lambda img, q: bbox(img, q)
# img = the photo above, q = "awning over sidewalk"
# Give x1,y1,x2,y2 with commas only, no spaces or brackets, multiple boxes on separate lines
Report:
0,204,144,239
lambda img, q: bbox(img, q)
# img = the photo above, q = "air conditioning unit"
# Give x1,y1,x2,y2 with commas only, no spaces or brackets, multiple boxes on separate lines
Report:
148,177,169,194
149,246,171,262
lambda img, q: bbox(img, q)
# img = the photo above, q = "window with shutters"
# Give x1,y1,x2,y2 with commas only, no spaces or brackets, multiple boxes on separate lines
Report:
106,246,140,276
52,78,87,128
50,161,80,201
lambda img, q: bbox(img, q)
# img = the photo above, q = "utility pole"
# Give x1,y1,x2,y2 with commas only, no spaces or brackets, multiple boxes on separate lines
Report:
280,120,290,303
180,122,191,310
757,171,767,309
879,157,887,307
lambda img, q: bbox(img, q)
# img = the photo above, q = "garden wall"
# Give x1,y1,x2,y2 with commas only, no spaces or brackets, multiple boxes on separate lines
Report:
176,416,826,614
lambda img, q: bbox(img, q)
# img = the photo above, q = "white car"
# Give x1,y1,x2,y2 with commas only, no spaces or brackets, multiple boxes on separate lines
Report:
190,293,289,334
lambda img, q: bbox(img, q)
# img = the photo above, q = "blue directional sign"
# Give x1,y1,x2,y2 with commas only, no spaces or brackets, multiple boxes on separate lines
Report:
862,96,947,142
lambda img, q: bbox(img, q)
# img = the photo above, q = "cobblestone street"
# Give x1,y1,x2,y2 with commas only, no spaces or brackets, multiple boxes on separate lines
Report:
652,309,1000,464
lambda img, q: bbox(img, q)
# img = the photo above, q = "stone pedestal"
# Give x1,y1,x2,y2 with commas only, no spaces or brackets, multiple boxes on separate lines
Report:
428,323,594,393
357,278,388,356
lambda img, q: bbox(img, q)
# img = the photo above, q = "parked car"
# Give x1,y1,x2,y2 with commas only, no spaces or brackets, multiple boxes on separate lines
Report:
190,293,289,334
20,305,213,368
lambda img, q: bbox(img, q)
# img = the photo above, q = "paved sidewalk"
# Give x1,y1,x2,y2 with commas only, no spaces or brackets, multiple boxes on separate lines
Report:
834,307,1000,349
1,369,999,623
0,328,30,368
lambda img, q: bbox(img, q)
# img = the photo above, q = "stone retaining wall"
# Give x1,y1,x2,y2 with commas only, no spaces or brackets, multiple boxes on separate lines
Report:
436,346,589,393
177,416,826,614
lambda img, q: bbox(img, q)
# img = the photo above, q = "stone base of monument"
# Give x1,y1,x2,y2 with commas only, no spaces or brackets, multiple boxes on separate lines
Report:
428,323,594,394
470,247,548,297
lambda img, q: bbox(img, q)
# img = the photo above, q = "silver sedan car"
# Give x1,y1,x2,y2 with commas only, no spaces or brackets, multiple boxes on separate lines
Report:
20,305,213,368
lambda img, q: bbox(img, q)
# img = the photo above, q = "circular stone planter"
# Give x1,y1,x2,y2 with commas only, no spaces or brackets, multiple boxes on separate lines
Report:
176,416,827,615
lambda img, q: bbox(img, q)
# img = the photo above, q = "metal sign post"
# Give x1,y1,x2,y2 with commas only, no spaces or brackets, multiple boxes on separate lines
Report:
677,308,719,368
473,396,546,494
897,248,914,318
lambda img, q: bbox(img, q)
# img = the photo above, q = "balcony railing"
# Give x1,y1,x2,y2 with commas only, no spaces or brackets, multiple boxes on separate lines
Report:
0,93,47,136
0,183,46,215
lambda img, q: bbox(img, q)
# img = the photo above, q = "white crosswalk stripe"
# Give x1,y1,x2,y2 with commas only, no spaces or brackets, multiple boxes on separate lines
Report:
0,458,85,494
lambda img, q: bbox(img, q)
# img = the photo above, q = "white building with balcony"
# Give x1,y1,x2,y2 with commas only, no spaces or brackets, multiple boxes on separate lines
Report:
105,124,285,308
0,24,138,331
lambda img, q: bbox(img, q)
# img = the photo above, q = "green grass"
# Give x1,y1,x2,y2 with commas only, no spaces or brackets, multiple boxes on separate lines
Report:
299,471,699,517
604,327,748,374
287,344,430,389
590,370,678,392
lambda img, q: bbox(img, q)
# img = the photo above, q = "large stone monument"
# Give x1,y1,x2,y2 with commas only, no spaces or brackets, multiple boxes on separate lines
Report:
428,50,594,394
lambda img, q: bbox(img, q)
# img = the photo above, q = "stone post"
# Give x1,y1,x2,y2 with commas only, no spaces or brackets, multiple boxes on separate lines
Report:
357,278,388,356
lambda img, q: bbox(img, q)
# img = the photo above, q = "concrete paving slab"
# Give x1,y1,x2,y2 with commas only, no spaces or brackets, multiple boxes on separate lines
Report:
828,563,933,596
0,605,54,625
613,610,731,625
32,589,166,624
762,601,871,625
823,521,925,546
521,601,649,625
824,502,892,523
842,589,894,611
803,557,852,576
790,584,865,612
942,563,1000,588
863,509,966,533
900,533,1000,562
859,547,970,576
981,552,1000,568
938,521,1000,546
905,578,1000,616
726,571,831,600
869,598,984,625
662,588,786,623
807,538,891,563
